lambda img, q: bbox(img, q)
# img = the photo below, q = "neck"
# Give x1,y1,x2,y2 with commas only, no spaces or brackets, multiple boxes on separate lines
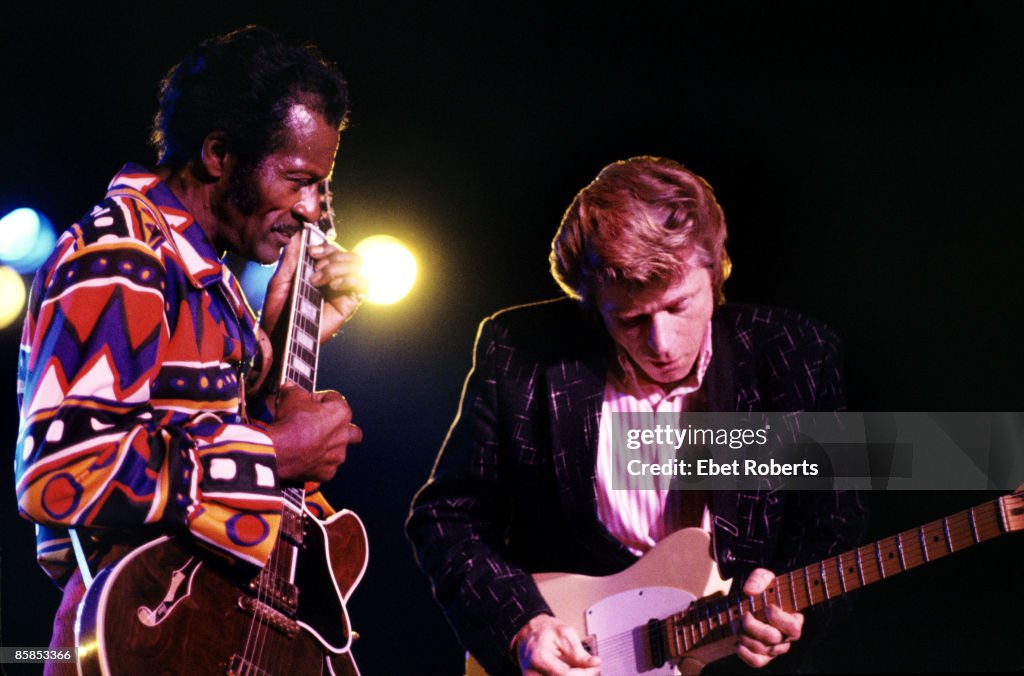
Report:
156,164,225,255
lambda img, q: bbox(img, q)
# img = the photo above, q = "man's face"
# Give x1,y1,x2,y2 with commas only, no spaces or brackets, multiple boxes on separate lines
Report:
215,104,340,264
595,255,715,389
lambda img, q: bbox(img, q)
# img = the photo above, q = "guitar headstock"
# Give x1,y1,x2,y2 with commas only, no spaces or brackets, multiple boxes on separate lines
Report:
314,180,336,240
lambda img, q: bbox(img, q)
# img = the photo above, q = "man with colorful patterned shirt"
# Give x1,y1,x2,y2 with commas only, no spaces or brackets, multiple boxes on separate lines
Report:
14,27,365,667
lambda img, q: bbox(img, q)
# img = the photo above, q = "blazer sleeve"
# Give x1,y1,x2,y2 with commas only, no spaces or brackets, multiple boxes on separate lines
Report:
406,318,552,675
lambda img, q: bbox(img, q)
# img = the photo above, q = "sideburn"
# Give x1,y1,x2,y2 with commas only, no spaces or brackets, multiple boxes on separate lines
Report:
224,159,261,216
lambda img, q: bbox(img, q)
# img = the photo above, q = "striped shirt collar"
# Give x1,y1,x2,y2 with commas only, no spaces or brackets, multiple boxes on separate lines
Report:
609,321,715,404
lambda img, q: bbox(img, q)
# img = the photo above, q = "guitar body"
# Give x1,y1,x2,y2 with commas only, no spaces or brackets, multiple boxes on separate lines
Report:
466,528,734,676
466,492,1024,675
76,508,368,676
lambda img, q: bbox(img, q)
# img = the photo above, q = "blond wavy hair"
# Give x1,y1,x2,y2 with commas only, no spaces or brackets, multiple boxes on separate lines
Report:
550,156,730,305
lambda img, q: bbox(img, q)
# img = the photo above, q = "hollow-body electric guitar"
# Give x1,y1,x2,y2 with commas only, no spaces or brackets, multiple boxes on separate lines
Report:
468,491,1024,675
76,182,368,675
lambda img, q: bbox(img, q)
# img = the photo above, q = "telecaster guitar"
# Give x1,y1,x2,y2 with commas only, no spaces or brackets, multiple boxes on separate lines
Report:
468,491,1024,675
76,182,369,675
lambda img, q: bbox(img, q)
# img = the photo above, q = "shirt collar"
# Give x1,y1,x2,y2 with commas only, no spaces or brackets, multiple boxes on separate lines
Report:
611,320,714,403
107,163,225,288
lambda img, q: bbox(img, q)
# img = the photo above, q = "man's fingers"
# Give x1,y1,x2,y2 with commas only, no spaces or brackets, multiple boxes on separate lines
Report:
766,603,803,640
737,644,775,669
346,423,363,445
741,610,785,646
742,567,776,595
555,627,598,668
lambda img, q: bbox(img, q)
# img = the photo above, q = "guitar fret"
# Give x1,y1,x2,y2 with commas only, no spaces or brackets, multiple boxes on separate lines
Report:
820,562,830,601
919,527,930,562
291,356,312,379
803,568,814,605
875,541,886,579
943,517,954,552
969,508,980,543
299,297,319,321
293,328,316,352
836,555,847,593
855,547,866,586
671,615,683,657
788,571,799,610
896,533,906,570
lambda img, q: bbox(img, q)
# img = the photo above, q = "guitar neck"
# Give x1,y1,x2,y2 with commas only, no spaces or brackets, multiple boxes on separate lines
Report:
275,183,334,505
665,492,1024,657
280,225,325,393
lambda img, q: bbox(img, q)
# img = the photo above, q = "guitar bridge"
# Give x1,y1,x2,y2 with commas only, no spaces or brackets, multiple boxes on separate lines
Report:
227,654,272,676
237,596,300,638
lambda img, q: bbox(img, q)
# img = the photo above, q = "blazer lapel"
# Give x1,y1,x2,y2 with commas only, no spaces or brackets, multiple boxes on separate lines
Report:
545,326,638,565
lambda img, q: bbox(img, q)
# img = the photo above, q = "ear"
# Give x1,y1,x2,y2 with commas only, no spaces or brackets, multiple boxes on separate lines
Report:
200,132,232,179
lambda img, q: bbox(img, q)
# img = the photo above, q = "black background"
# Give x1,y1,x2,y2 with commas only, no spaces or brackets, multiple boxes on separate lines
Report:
1,2,1022,673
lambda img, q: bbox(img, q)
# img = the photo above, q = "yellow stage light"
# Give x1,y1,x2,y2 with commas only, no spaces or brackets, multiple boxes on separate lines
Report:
352,235,417,305
0,266,27,330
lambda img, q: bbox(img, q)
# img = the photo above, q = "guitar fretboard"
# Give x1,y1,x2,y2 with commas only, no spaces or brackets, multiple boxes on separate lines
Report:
282,227,323,392
277,184,333,517
658,492,1024,660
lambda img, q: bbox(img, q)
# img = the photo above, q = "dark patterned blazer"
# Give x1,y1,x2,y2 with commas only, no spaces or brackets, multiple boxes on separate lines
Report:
407,299,865,674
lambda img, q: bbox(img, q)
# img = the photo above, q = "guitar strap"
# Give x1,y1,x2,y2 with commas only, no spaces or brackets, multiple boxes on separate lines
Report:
69,529,94,587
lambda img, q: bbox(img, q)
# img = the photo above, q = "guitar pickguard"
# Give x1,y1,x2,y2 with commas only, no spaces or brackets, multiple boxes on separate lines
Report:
586,587,697,675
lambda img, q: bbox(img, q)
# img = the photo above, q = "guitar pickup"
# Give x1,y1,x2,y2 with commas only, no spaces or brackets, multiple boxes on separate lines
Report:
280,506,306,546
249,568,300,615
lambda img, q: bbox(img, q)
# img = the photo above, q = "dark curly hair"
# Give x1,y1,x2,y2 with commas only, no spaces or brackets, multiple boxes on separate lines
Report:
151,25,349,171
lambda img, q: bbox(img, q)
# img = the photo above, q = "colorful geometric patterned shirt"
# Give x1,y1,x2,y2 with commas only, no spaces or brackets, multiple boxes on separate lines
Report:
16,164,296,585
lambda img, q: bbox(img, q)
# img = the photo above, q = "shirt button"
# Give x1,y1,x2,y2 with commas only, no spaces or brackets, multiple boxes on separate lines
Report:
722,548,736,563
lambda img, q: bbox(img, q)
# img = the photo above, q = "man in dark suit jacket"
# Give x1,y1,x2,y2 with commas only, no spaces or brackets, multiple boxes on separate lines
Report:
407,157,864,675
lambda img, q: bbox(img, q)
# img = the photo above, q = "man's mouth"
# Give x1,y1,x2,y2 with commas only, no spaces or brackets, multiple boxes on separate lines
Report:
271,224,301,245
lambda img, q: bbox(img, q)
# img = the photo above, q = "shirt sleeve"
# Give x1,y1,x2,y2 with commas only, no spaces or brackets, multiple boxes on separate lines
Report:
15,225,283,584
406,318,552,675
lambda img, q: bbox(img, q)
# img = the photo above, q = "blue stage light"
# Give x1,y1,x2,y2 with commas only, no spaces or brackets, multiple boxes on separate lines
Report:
240,261,276,312
0,208,57,274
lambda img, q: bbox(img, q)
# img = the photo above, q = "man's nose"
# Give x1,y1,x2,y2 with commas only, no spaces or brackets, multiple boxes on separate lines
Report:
292,184,320,224
648,313,671,354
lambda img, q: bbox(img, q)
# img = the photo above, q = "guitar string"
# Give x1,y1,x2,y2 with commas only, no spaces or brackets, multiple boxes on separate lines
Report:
241,233,317,675
572,507,1013,668
255,234,325,675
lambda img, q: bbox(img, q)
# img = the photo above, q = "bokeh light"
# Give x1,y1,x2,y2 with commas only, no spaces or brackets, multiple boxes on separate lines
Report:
0,208,57,274
353,235,417,305
0,265,27,330
239,261,276,313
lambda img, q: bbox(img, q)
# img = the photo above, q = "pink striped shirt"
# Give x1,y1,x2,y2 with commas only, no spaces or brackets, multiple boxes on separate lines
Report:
594,323,714,555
